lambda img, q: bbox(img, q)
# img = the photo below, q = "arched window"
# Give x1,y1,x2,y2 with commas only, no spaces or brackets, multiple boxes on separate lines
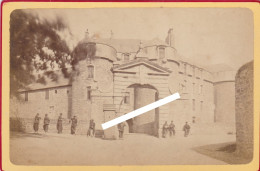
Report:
87,65,94,79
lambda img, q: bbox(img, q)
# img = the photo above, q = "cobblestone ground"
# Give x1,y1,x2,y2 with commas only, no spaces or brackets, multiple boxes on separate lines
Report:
10,124,236,165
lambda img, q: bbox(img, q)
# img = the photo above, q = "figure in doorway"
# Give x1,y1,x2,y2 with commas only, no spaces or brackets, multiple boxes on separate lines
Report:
33,113,41,133
57,113,63,134
183,122,191,137
43,114,50,133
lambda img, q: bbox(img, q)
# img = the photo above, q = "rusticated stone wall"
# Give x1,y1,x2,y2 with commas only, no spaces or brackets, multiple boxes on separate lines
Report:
235,61,253,161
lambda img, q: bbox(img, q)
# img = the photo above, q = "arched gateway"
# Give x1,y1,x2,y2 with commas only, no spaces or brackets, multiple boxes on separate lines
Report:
110,59,171,137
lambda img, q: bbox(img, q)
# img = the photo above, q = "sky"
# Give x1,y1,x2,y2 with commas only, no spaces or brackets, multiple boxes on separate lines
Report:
31,8,254,71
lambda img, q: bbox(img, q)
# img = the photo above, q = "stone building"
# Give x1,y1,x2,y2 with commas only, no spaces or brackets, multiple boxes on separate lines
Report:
12,29,236,137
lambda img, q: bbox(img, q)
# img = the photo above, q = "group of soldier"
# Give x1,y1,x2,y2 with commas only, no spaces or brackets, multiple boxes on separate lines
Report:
34,113,191,138
162,121,191,138
33,113,96,137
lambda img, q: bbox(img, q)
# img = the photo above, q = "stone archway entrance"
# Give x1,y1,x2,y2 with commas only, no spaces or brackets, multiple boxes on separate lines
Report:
126,84,159,136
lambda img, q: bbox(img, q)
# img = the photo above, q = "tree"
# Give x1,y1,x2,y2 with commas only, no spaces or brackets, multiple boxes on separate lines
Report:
10,9,71,97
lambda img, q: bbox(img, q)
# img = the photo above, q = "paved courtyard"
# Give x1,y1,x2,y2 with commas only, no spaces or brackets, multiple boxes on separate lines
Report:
10,124,236,165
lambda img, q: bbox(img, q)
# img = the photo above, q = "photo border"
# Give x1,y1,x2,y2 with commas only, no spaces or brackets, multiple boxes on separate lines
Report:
1,1,259,171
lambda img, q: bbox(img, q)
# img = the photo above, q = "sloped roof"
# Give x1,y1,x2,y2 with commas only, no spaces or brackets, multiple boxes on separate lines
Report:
80,37,168,53
204,63,235,73
19,69,72,92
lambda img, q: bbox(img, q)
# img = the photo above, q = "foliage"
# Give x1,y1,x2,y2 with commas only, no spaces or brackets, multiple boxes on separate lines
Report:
10,9,71,96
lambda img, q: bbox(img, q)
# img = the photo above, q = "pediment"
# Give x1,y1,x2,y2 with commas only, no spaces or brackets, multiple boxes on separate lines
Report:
112,59,171,75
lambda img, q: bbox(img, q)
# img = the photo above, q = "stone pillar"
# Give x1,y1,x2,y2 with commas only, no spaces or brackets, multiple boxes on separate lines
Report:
103,104,118,140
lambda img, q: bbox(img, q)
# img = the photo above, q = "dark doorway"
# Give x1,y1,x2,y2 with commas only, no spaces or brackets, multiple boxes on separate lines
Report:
127,84,159,136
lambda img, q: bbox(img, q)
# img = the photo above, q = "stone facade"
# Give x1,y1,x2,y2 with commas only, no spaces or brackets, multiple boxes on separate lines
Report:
235,61,254,161
12,29,236,137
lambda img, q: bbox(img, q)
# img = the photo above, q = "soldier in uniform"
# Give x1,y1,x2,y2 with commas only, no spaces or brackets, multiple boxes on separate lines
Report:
162,121,168,138
117,122,126,139
168,121,175,137
183,122,191,137
88,119,95,137
33,113,41,133
57,113,63,134
43,114,50,133
70,116,78,135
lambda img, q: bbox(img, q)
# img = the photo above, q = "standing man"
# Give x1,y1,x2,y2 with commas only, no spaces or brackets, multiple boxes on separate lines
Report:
117,122,126,139
43,114,50,133
70,116,78,135
162,121,168,138
57,113,63,134
169,121,175,137
183,122,191,137
33,113,41,133
88,119,95,137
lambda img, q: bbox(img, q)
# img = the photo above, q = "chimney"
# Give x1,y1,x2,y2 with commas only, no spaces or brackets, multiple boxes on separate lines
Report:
110,30,114,39
165,28,174,47
85,29,90,40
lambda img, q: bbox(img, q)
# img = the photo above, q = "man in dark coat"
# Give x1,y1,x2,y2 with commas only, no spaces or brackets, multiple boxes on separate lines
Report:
183,122,191,137
168,121,175,137
70,116,78,135
162,121,168,138
43,114,50,133
57,113,63,134
117,122,126,139
33,113,41,133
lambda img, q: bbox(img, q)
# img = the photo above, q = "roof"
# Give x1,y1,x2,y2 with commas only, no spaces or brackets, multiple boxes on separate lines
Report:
113,58,172,73
80,36,168,53
203,63,235,73
19,69,72,92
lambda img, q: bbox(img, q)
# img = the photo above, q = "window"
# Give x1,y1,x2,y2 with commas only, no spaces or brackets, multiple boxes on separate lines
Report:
192,99,195,111
124,53,130,61
199,85,203,94
87,65,94,79
67,90,70,94
25,92,28,101
200,101,203,112
183,80,187,91
45,90,49,100
184,64,187,75
124,92,130,104
55,90,58,94
158,47,165,59
87,87,91,101
193,83,195,94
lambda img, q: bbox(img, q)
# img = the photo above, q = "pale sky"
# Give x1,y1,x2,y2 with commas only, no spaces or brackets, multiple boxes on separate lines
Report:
31,8,254,71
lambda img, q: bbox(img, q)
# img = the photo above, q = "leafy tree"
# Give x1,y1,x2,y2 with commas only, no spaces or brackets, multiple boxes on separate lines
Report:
10,9,71,97
10,9,98,98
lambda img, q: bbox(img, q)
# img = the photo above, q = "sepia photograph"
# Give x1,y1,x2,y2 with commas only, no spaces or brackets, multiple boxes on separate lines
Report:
9,7,254,165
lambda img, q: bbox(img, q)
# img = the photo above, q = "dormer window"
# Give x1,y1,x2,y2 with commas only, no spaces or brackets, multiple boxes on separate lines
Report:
87,65,94,79
158,47,165,59
123,53,130,61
